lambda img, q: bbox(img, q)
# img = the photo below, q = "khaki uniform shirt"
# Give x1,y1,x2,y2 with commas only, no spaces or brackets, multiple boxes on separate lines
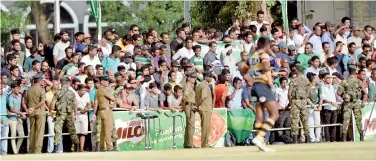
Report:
195,82,213,112
183,84,196,104
25,84,46,116
96,85,114,109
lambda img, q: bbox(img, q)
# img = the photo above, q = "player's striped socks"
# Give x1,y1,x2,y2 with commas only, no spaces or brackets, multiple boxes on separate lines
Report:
258,118,275,138
254,123,263,135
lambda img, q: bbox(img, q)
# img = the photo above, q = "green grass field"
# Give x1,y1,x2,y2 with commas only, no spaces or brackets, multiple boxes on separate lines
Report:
1,142,375,160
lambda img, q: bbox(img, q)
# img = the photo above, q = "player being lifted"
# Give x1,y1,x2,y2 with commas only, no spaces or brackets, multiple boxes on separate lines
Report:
238,37,280,152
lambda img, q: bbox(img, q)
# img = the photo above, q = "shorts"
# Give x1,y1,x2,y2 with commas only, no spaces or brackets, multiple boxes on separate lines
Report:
251,82,276,103
75,114,89,134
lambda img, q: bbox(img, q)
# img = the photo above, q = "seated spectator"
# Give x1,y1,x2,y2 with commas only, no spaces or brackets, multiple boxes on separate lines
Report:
116,83,138,113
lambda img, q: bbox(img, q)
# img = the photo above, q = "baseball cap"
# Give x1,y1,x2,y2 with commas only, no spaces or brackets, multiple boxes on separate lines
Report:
325,21,334,27
278,42,287,49
288,45,296,51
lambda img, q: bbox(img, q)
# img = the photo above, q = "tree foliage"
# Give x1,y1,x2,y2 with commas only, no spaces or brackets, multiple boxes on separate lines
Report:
0,1,30,44
100,1,184,37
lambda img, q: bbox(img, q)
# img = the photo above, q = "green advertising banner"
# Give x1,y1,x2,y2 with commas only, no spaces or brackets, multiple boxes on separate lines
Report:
354,103,376,142
227,109,256,144
114,108,227,151
198,41,243,62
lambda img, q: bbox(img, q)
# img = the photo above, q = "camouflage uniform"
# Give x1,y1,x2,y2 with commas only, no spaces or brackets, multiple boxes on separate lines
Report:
53,87,79,145
289,74,311,139
337,75,365,138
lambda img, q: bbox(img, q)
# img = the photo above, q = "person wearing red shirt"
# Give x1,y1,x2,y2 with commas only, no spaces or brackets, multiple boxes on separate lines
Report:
214,74,228,108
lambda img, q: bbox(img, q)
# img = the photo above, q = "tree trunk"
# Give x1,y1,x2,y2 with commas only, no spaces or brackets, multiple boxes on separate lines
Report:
261,0,274,23
31,2,53,44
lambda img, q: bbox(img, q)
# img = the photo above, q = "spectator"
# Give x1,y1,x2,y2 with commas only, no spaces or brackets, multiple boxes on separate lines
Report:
2,54,18,77
189,45,204,73
227,77,243,110
347,26,362,49
134,45,153,68
80,45,101,72
41,60,53,81
116,83,138,112
321,22,335,52
6,40,26,66
214,74,228,108
308,25,323,54
320,72,339,142
55,46,74,78
145,82,162,112
220,45,237,74
53,30,70,66
275,77,290,138
7,82,26,154
368,68,376,101
0,87,9,155
307,73,321,143
173,36,194,63
296,43,317,70
4,28,26,54
8,65,20,86
170,28,186,54
95,65,104,76
170,85,183,111
73,32,86,53
23,60,41,79
23,47,42,72
59,54,79,78
75,84,91,152
102,45,122,73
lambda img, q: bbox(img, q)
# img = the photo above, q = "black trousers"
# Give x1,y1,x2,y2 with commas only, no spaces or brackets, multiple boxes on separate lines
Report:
323,109,338,142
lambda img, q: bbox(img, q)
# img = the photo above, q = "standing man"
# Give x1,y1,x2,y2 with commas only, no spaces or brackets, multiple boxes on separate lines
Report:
95,76,116,151
337,60,367,141
195,71,213,148
183,72,197,148
24,73,46,154
51,77,80,152
53,30,70,67
0,86,9,155
288,65,311,143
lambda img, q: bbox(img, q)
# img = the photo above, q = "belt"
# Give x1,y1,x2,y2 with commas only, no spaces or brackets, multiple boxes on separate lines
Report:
99,107,112,111
185,102,195,106
293,97,306,100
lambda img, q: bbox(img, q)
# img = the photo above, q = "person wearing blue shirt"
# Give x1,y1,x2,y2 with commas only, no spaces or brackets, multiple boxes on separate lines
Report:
321,22,335,53
101,45,122,74
89,77,100,151
7,82,25,154
0,88,9,155
309,25,323,54
23,47,42,72
73,32,87,53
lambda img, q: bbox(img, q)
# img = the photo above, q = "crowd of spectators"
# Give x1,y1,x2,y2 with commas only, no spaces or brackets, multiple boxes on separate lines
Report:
1,10,376,154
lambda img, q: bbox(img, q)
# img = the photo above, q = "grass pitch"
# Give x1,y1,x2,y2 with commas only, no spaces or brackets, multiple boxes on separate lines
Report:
1,142,375,160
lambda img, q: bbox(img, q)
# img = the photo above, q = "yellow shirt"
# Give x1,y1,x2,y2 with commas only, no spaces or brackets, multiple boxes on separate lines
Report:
115,39,128,52
249,50,270,84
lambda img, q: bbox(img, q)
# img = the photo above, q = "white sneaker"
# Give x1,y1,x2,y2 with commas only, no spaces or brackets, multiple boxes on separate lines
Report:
252,136,276,152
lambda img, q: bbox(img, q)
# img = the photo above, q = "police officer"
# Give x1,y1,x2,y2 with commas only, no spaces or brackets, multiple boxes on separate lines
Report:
195,71,213,148
25,73,46,153
337,60,367,141
183,72,197,148
288,65,311,143
94,76,116,151
51,77,80,152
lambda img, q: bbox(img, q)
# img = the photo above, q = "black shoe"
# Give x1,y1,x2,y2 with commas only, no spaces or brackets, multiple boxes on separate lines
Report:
113,142,118,151
293,135,298,144
52,145,58,153
360,132,364,141
305,135,310,143
184,146,198,149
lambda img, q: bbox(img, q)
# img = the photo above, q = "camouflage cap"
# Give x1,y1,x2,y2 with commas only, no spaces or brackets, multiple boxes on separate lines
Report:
347,60,357,70
60,77,70,82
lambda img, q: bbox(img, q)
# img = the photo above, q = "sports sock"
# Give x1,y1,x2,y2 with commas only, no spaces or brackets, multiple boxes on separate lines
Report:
254,123,263,136
258,118,275,138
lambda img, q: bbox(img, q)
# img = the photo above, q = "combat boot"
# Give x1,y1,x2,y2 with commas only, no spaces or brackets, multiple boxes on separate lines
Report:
305,135,310,143
74,143,80,152
360,132,364,141
342,134,347,142
52,145,58,153
113,142,118,151
95,142,100,152
293,135,298,144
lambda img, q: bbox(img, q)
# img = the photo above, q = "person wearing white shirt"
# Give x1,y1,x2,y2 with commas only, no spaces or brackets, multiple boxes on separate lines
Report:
249,10,269,35
319,42,334,65
275,77,291,138
220,45,237,74
80,45,101,72
139,76,154,109
304,56,320,77
347,26,362,49
172,37,194,63
320,72,339,142
334,27,348,54
308,25,323,54
242,32,254,54
53,31,70,65
98,38,112,58
226,77,243,110
119,53,136,72
75,84,91,152
293,25,309,54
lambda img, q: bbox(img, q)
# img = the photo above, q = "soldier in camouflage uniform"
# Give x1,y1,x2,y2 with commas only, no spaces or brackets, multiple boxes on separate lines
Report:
94,82,118,151
288,65,311,143
51,77,79,152
337,60,366,141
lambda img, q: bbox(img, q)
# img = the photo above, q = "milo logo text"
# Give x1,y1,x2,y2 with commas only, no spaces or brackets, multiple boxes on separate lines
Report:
115,119,145,145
